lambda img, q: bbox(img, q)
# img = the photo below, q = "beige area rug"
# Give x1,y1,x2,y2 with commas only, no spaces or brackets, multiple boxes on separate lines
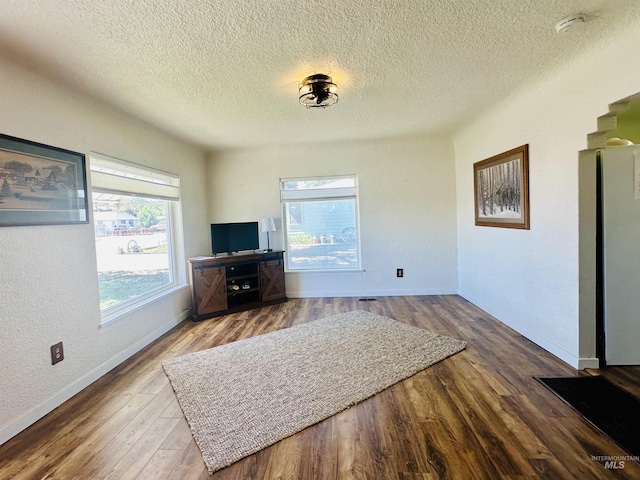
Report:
162,310,466,474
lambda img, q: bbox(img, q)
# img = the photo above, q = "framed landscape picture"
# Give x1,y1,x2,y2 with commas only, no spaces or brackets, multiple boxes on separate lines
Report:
474,144,529,229
0,133,88,226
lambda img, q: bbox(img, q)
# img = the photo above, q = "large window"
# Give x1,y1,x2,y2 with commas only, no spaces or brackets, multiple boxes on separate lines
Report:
90,153,180,319
281,175,360,271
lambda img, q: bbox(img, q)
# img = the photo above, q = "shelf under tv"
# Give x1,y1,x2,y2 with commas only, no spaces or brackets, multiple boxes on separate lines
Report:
188,250,287,321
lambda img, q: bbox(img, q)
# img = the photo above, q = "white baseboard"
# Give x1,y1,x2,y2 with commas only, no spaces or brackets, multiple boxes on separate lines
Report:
287,288,458,298
458,290,596,370
577,357,600,369
0,310,190,447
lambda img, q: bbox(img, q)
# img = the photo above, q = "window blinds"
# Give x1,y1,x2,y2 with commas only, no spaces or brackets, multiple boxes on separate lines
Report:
280,176,357,201
90,152,180,201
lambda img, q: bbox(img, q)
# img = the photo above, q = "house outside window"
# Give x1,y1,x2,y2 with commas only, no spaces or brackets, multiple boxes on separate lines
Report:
281,175,361,271
90,153,180,321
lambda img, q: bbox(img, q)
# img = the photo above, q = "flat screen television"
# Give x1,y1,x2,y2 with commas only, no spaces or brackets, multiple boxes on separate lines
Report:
211,221,259,255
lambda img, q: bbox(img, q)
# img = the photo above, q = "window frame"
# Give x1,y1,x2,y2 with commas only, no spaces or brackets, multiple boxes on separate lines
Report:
280,175,362,272
89,152,183,324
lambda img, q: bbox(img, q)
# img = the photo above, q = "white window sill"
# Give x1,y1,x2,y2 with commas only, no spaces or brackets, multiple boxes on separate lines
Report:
99,283,188,330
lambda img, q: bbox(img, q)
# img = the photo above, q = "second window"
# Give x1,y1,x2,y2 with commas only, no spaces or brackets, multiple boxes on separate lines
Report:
281,175,360,271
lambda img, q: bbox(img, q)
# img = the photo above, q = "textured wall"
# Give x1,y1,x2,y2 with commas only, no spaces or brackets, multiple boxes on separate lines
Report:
206,135,458,297
610,100,640,144
453,24,640,368
0,57,209,444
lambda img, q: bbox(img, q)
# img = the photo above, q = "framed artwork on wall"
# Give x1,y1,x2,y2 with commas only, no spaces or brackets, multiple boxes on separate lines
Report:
0,133,88,226
474,144,530,229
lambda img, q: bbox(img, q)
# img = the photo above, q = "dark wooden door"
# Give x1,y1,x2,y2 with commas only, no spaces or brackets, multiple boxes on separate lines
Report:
194,266,227,315
260,260,286,302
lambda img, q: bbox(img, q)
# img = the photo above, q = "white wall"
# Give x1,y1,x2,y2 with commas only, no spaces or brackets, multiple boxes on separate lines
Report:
0,57,209,444
206,135,458,298
454,23,640,369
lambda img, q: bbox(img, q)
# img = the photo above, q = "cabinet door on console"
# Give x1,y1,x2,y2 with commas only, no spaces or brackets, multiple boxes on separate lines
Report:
194,266,227,315
260,259,286,302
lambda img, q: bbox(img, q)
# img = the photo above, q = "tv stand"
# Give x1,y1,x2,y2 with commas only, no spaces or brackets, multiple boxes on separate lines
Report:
188,250,287,321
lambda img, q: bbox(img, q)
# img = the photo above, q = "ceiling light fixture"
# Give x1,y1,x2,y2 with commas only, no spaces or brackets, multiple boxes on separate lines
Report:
298,74,338,108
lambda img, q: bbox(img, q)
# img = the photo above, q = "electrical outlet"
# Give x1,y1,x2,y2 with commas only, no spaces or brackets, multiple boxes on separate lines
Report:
51,342,64,365
397,268,404,278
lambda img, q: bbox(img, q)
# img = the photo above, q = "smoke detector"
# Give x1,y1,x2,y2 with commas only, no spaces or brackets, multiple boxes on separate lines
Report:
555,14,587,33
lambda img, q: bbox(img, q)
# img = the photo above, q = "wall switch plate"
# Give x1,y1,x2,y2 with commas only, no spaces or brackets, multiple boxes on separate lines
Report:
397,268,404,278
51,342,64,365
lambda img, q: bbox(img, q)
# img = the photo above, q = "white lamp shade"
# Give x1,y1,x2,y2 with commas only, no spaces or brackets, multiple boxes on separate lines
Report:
261,217,276,232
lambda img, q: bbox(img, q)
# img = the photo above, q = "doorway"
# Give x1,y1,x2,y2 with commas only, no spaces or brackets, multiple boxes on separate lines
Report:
591,94,640,366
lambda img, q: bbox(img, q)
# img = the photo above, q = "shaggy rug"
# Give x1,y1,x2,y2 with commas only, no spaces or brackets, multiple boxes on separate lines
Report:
162,310,466,473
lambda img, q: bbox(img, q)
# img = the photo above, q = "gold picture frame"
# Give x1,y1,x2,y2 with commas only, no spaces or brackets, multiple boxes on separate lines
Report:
474,144,529,229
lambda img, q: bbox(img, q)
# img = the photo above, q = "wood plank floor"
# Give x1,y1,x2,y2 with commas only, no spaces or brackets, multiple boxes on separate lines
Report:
1,296,639,479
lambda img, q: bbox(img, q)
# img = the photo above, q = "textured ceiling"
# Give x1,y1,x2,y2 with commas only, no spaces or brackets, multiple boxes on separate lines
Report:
0,0,639,151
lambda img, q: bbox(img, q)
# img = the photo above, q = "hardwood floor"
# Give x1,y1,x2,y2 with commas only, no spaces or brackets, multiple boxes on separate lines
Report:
1,296,639,479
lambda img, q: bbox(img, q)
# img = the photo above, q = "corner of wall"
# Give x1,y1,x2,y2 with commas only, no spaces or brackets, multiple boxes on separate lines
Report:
578,149,599,364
